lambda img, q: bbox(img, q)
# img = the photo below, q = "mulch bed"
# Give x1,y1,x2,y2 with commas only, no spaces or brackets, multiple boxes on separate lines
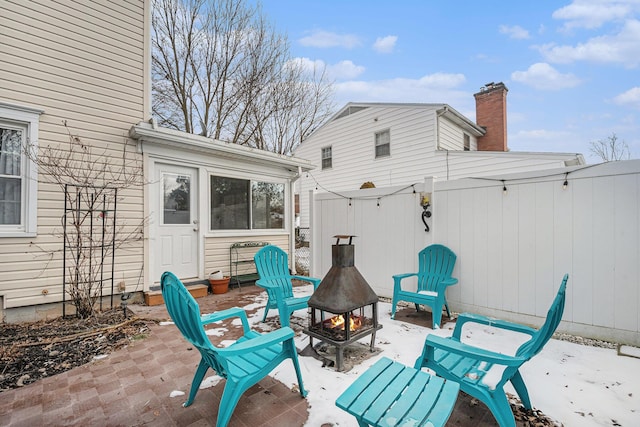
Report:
0,309,151,392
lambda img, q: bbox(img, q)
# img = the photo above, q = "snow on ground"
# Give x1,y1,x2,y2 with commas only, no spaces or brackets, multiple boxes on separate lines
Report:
193,285,640,426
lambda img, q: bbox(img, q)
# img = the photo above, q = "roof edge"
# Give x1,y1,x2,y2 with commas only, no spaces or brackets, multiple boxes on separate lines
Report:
129,122,315,172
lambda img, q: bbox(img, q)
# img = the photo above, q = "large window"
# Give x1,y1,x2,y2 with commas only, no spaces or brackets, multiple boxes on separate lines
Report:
375,129,390,158
210,176,284,230
0,103,41,237
321,146,332,169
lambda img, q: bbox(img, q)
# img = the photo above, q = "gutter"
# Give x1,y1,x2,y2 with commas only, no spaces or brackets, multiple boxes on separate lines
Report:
129,122,315,172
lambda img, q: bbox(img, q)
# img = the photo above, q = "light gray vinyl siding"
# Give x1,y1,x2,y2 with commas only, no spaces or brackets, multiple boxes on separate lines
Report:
294,103,582,228
0,0,146,308
295,105,440,227
438,115,478,151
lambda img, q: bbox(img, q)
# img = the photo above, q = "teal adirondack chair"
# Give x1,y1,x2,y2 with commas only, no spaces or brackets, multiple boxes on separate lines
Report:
160,271,307,427
254,245,321,327
414,274,569,427
390,244,458,328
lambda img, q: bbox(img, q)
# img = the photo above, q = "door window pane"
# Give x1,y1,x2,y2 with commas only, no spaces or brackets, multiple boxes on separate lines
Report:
163,173,190,224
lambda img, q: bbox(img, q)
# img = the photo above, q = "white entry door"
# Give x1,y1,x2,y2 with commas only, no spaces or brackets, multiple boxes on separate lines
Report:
155,164,199,281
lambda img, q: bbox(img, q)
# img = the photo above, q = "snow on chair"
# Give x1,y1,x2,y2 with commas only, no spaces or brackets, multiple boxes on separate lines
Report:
390,244,458,329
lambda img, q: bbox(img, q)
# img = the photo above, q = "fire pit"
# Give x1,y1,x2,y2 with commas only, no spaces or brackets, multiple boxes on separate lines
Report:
303,235,381,371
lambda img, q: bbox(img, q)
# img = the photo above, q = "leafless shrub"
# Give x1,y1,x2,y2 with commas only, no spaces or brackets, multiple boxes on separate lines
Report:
26,122,145,318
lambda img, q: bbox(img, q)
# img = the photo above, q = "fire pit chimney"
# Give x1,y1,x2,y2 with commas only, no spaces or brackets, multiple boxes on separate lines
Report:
308,235,379,312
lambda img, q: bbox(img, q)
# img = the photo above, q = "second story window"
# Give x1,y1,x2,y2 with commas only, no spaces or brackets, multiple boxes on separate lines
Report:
321,146,332,169
375,129,390,158
464,134,470,151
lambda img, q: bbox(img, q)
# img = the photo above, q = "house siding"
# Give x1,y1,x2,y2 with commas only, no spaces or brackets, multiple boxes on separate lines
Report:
0,1,146,310
295,105,440,227
438,115,469,151
294,103,581,228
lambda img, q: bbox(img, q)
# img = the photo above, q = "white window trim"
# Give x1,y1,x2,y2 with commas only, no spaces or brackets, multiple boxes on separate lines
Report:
321,145,332,170
0,102,43,237
375,129,391,158
208,171,289,236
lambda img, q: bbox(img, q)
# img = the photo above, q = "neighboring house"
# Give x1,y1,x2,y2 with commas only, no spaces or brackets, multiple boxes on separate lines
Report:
294,83,585,228
0,1,313,322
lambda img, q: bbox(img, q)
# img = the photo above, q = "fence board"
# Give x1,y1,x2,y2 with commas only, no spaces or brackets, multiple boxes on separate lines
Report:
311,161,640,345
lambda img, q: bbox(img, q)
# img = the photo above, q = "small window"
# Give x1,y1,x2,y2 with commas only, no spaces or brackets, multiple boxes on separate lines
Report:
375,129,390,158
464,134,470,151
210,176,284,231
0,103,42,237
321,146,332,169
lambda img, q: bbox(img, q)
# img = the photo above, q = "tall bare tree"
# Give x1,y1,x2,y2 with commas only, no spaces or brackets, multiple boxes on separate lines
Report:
152,0,334,154
589,133,631,162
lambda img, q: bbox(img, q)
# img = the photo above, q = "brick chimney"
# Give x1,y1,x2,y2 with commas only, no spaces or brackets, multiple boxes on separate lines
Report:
474,82,508,151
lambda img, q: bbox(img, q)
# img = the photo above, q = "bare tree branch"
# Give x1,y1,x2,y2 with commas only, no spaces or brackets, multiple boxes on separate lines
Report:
152,0,335,153
589,133,631,162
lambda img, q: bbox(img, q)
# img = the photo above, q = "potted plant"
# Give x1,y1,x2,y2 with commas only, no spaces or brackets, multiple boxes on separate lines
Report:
208,270,230,294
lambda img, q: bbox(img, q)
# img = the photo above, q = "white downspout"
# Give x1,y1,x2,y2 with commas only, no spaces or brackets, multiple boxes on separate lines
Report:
289,166,303,274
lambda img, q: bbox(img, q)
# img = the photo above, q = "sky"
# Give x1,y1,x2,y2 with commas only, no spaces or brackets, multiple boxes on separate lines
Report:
255,0,640,163
170,284,640,426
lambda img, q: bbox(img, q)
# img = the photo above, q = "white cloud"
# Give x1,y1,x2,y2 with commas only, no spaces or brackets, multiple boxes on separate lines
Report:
299,30,361,48
509,128,587,156
514,129,572,140
289,57,365,80
612,86,640,107
537,19,640,67
327,60,366,79
288,57,326,74
552,0,638,30
332,72,469,106
499,25,530,39
373,35,398,53
511,63,582,90
417,72,466,88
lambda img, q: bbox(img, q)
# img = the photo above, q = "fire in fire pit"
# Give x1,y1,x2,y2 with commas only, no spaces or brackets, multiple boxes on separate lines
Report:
327,313,363,332
303,235,381,371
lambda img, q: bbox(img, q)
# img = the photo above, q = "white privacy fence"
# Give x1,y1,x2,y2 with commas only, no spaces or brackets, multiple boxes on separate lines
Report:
310,160,640,346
